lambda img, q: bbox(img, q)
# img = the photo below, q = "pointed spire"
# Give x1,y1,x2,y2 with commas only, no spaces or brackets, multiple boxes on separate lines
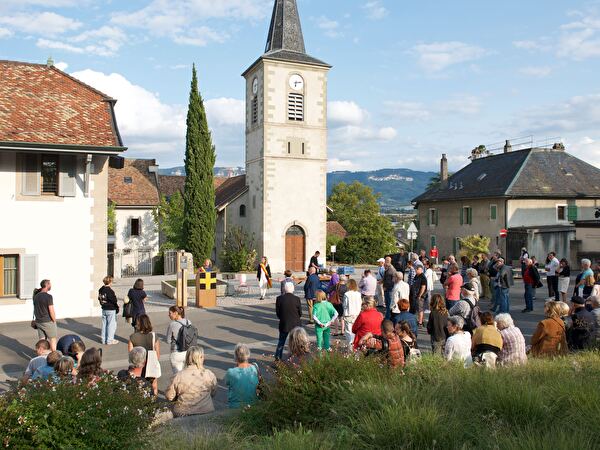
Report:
265,0,306,54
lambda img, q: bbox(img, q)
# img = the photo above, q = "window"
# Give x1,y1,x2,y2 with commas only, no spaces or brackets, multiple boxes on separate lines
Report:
239,204,246,217
124,177,133,184
41,155,58,195
130,218,141,237
287,142,291,154
302,143,305,155
252,195,256,209
428,208,438,226
251,96,258,124
557,205,567,221
567,205,578,221
453,237,461,255
430,236,437,249
490,204,497,221
288,93,304,121
0,255,19,297
460,206,472,225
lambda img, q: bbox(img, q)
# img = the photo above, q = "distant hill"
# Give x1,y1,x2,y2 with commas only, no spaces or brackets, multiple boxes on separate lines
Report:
159,166,435,211
327,168,436,211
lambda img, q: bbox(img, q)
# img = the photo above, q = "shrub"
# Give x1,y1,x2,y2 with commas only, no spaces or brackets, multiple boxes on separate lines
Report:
220,226,257,272
0,374,160,449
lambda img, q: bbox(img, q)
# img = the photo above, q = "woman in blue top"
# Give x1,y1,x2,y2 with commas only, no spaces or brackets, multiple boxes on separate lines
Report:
127,278,147,329
224,343,259,408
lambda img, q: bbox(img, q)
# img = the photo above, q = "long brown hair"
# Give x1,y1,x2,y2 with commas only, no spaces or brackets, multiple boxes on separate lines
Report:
135,314,153,333
430,293,447,315
169,305,185,318
77,348,103,380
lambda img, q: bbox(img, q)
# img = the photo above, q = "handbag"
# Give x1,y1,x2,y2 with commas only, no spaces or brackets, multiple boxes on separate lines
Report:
123,297,134,318
30,311,37,329
253,363,266,399
145,333,162,379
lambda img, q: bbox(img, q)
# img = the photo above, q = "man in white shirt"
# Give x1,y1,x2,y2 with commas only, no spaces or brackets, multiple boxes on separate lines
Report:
545,252,560,301
359,269,377,297
22,339,51,381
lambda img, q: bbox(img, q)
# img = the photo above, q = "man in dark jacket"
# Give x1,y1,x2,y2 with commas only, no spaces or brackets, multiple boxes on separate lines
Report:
522,258,541,313
382,256,397,320
409,265,427,317
567,296,594,350
275,282,302,360
304,267,321,324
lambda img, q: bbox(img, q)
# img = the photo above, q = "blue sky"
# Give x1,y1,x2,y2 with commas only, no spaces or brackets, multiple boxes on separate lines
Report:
2,0,600,172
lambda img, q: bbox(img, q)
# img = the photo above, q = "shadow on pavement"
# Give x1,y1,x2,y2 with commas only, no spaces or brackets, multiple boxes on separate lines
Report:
216,325,274,343
0,332,35,360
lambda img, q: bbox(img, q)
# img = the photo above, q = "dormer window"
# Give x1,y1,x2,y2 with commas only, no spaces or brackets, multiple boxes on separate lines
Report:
477,173,487,181
124,177,133,184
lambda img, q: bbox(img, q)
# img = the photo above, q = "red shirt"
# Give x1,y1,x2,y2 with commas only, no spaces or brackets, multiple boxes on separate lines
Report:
523,267,534,285
445,274,462,301
352,308,384,349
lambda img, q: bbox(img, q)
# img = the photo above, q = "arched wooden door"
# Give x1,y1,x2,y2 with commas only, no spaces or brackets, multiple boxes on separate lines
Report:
285,225,306,272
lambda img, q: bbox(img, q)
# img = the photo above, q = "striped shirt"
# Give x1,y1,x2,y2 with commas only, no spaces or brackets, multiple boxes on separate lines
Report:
498,326,527,366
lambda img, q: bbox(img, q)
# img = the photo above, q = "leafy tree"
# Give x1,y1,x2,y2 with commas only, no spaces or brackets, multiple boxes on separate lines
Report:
153,192,185,251
183,65,216,266
220,226,257,272
459,235,490,260
107,201,116,235
426,172,453,190
328,182,396,263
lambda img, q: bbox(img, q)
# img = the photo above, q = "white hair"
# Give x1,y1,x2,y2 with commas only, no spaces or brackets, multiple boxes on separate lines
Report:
495,313,514,330
394,271,404,282
581,258,591,267
447,315,464,330
466,268,478,278
234,343,250,363
284,282,295,294
129,346,147,368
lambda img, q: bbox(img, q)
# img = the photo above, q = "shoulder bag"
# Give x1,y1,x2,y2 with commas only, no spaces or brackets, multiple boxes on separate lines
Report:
145,333,162,379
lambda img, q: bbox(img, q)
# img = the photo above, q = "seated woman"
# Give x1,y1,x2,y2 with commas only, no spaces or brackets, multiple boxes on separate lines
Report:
32,351,62,381
52,356,75,383
117,347,153,391
286,327,312,366
128,314,160,395
224,343,259,408
395,320,420,362
531,301,568,358
444,316,473,367
77,348,106,384
351,297,384,350
165,346,217,417
69,341,86,372
471,312,503,367
359,319,405,368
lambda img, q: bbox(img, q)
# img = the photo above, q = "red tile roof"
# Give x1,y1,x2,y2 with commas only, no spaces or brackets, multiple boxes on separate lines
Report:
327,221,348,239
0,60,123,148
215,175,248,210
158,175,234,200
109,159,159,206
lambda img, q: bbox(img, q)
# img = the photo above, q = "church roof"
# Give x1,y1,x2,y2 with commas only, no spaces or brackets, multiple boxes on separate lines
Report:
413,147,600,204
215,175,248,211
243,0,330,75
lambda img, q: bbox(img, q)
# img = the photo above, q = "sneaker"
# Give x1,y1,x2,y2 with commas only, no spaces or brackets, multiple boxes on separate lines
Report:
521,308,532,313
107,340,119,345
424,309,431,314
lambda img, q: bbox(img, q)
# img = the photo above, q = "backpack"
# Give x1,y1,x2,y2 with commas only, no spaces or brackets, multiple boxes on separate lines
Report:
176,320,198,352
365,335,389,358
462,298,481,333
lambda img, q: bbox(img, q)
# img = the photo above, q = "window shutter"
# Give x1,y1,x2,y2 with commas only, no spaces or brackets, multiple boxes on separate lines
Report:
434,209,439,226
459,208,464,225
426,210,430,226
128,217,132,237
21,154,41,196
138,216,142,236
19,254,38,300
567,205,578,221
468,207,473,225
58,155,77,197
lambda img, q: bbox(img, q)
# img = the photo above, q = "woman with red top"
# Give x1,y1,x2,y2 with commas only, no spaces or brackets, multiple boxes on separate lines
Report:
351,297,384,350
443,263,462,310
522,258,541,313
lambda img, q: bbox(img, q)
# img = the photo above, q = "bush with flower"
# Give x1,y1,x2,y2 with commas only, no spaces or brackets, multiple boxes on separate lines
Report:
0,373,160,449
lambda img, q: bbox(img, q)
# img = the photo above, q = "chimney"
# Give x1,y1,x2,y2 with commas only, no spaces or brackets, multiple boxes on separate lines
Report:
440,154,448,188
46,56,54,67
504,140,512,153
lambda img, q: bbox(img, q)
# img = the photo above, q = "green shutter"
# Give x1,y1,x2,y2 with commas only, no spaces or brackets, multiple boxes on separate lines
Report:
490,205,497,220
434,209,439,225
468,207,473,225
426,209,430,226
567,205,578,221
431,236,436,248
460,207,464,225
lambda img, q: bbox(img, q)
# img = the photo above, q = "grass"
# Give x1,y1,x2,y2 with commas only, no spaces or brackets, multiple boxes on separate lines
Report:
150,351,600,450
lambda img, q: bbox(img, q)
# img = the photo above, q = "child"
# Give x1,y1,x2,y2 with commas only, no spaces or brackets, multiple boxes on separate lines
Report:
312,290,338,351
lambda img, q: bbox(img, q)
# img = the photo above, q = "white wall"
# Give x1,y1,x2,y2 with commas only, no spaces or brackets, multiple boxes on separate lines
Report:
507,199,600,227
0,151,97,323
114,208,158,253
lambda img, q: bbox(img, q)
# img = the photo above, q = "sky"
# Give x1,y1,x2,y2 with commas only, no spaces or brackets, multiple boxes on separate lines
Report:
2,0,600,173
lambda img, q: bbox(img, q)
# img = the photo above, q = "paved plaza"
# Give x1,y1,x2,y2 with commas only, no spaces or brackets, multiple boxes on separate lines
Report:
0,274,556,410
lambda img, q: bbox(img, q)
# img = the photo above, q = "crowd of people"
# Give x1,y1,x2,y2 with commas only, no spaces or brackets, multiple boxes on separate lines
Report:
23,248,600,419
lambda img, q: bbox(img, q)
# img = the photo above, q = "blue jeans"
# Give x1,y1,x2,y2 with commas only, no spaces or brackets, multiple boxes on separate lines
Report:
384,290,393,320
524,284,535,310
275,330,289,360
101,310,117,344
498,287,510,313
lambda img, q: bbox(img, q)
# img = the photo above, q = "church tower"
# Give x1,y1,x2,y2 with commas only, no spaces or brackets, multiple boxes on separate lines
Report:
242,0,331,273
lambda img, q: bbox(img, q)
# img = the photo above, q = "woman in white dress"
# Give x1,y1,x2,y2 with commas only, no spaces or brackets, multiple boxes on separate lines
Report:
256,256,272,300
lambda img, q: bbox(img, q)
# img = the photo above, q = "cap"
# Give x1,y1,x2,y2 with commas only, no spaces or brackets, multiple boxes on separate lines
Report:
377,258,385,263
461,282,475,292
571,296,585,305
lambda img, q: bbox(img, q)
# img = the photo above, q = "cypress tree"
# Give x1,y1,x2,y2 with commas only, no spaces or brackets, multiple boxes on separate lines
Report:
183,64,216,265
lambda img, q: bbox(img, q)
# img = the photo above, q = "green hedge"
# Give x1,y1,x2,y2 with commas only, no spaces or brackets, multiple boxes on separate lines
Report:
0,374,160,449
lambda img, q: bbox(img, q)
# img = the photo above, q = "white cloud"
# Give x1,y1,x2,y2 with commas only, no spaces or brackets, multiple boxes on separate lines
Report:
437,95,482,115
169,64,189,70
70,69,186,156
54,61,68,71
331,125,397,143
205,98,245,126
363,1,388,20
384,95,481,120
328,158,358,171
411,41,487,73
316,16,342,38
519,66,552,77
512,39,552,52
172,26,228,47
565,136,600,167
557,15,600,60
37,26,128,56
328,101,368,125
0,28,13,38
384,101,430,120
0,11,81,35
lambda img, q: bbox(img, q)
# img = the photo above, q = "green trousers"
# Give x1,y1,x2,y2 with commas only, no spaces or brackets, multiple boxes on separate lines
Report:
315,325,331,350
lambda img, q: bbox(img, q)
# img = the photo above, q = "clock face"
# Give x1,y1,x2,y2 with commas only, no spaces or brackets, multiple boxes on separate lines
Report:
289,74,304,91
252,78,258,95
